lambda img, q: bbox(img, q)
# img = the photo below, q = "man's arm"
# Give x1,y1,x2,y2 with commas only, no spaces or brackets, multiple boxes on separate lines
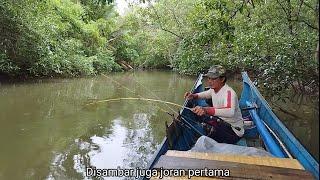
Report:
185,89,212,100
203,90,236,118
195,89,212,99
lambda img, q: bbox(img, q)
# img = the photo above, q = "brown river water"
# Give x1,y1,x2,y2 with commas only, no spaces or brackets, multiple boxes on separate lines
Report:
0,71,318,179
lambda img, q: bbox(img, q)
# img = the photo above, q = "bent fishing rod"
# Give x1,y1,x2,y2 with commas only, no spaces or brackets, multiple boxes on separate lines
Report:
101,74,173,115
85,97,208,136
85,97,194,112
90,74,226,121
85,97,225,123
99,73,208,136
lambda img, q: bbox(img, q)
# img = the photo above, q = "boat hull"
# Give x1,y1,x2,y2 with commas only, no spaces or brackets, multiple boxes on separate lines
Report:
145,72,319,179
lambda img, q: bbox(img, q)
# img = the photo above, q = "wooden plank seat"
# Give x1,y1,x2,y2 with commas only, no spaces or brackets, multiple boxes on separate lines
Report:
152,155,313,179
150,151,314,179
165,150,304,170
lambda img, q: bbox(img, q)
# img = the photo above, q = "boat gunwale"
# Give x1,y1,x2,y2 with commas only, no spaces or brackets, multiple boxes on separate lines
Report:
145,72,319,180
241,72,319,179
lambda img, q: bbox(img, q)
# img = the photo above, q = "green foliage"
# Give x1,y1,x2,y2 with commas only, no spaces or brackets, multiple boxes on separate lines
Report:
0,0,318,95
228,0,319,94
117,0,194,69
119,0,318,95
0,0,121,77
93,50,123,73
0,53,20,75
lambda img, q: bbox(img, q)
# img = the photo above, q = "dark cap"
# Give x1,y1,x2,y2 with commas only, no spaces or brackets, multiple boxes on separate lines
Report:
203,65,226,78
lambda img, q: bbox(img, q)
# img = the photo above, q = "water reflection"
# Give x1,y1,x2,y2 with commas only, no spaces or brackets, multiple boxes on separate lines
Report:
40,71,194,179
268,94,319,161
47,112,163,179
0,71,318,180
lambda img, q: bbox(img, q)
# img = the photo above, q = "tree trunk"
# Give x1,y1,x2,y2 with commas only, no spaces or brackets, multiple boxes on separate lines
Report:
316,41,319,63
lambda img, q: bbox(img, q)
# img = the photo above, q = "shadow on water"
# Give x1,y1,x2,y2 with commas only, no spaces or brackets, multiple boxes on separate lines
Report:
267,93,319,161
0,71,318,180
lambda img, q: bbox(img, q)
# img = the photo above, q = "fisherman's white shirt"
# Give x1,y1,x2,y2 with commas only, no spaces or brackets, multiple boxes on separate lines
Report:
197,84,244,137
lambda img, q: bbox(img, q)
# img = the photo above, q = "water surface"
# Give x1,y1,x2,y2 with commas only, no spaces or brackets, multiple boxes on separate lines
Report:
0,71,318,179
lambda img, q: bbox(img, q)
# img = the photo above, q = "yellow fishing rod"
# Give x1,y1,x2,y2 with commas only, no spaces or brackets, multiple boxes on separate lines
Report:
91,74,205,137
85,97,193,112
131,73,177,114
99,74,184,115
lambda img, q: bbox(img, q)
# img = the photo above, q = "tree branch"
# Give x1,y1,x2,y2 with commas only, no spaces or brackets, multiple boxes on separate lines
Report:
160,28,184,39
293,18,319,30
296,0,304,17
276,0,289,18
302,0,317,10
276,0,295,34
286,0,293,34
148,2,183,39
228,0,246,21
249,0,255,8
170,7,182,33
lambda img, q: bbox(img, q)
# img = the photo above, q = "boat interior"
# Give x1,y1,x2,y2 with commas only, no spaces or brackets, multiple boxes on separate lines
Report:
146,77,317,179
149,104,315,179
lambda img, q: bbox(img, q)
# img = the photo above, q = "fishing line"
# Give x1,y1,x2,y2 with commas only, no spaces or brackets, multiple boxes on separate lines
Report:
131,73,177,115
85,97,193,112
100,74,180,115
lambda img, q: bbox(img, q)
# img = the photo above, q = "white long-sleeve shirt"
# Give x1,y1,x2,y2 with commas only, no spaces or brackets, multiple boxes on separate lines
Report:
196,84,244,137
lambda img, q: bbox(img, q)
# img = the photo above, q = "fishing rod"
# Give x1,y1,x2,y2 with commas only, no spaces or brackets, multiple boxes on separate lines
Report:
97,74,223,122
85,97,193,112
117,73,207,137
85,96,208,137
96,74,208,137
101,74,175,115
131,73,177,115
180,74,203,113
100,73,222,120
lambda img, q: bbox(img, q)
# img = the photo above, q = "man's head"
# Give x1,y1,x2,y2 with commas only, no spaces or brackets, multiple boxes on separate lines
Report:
204,65,227,91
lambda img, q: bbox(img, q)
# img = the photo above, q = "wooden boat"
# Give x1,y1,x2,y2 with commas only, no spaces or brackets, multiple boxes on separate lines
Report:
145,72,319,179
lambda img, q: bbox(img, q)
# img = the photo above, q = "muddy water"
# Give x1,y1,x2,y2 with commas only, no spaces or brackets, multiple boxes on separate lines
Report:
0,71,318,179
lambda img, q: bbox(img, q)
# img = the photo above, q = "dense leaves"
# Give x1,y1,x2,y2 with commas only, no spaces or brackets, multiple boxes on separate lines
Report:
0,0,318,95
121,0,319,95
0,0,121,77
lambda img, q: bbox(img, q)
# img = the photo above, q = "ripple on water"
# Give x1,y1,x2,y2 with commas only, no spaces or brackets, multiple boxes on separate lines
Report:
47,115,158,179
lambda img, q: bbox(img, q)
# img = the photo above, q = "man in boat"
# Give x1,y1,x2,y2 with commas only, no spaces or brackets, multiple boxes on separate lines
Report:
184,65,244,144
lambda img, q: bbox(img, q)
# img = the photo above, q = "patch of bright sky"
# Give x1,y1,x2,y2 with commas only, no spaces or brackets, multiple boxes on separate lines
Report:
115,0,149,16
115,0,129,16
